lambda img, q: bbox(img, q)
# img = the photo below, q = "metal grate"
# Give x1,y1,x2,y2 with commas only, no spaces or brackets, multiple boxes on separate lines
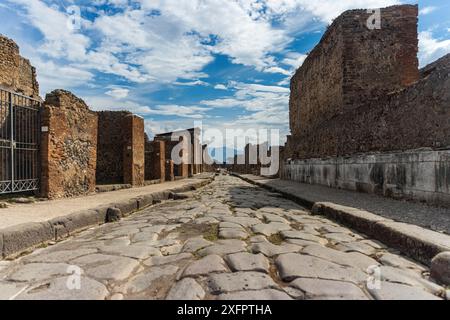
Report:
0,89,41,194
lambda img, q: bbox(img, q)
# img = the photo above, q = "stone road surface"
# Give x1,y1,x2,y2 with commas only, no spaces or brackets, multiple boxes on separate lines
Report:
0,175,447,300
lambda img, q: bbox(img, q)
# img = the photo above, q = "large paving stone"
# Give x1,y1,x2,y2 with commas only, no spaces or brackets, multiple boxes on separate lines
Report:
146,239,181,248
132,232,159,243
334,242,377,256
289,278,369,300
182,255,228,277
182,237,214,253
144,253,193,267
123,265,179,294
218,289,293,300
198,240,247,257
302,244,379,271
99,245,162,260
71,254,139,281
166,278,205,300
281,230,327,245
324,233,363,243
23,248,98,264
431,252,450,285
378,266,444,295
207,272,279,294
16,276,109,300
221,217,261,228
220,222,245,230
225,252,270,273
368,281,441,300
219,229,248,240
377,252,426,271
261,213,290,224
161,244,183,256
251,242,300,257
276,253,367,284
7,263,72,282
252,223,292,237
0,282,29,300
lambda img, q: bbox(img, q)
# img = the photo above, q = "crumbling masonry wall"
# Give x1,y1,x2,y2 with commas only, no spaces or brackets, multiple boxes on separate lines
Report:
0,35,39,98
283,4,450,206
145,137,166,182
41,90,98,199
96,111,145,186
287,5,419,158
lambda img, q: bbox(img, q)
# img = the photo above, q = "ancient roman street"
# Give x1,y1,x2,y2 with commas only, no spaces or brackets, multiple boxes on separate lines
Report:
0,174,445,300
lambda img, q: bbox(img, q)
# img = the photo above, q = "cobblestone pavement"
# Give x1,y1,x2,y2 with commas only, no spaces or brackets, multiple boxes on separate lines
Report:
0,175,447,300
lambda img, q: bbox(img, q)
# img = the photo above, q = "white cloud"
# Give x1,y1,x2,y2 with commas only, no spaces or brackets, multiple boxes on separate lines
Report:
105,87,130,99
214,84,228,90
138,105,212,119
173,80,209,87
32,58,94,95
419,31,450,67
419,6,437,15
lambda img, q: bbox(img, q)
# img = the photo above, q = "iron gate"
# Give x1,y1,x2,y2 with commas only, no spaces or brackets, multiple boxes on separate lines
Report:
0,88,40,194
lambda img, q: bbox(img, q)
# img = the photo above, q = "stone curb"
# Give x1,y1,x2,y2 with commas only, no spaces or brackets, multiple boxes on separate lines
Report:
232,173,450,267
0,177,214,260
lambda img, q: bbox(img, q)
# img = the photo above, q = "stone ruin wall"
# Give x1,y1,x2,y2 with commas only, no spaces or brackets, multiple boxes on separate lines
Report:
123,114,145,186
0,35,39,98
96,111,145,186
287,5,420,159
283,4,450,206
40,90,98,199
145,137,166,182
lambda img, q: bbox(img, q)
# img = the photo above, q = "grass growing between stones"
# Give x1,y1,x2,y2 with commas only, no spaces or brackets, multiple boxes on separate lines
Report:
203,224,219,242
268,233,284,245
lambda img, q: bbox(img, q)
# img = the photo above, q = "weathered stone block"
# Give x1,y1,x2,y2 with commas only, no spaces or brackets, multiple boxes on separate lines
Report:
0,35,39,98
372,221,450,265
96,112,145,186
1,222,53,258
431,252,450,285
41,90,98,199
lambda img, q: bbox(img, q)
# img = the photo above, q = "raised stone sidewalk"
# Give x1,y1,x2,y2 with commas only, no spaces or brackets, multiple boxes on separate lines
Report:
233,174,450,267
0,174,214,260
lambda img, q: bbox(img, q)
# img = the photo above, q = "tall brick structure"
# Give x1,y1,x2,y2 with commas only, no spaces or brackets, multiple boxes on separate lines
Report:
288,5,419,158
155,128,201,179
40,90,98,199
0,35,39,98
145,137,166,182
96,111,145,186
283,4,450,206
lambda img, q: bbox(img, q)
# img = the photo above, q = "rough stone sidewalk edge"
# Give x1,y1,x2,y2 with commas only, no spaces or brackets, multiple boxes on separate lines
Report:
233,173,450,267
0,177,214,260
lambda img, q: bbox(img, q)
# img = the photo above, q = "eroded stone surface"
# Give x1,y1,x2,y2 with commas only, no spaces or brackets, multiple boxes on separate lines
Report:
0,175,444,300
225,252,270,273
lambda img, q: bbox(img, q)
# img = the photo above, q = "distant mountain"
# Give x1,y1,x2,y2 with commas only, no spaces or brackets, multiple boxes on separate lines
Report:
208,147,241,164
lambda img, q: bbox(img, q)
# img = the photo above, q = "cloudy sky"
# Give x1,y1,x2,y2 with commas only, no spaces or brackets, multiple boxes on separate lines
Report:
1,0,449,152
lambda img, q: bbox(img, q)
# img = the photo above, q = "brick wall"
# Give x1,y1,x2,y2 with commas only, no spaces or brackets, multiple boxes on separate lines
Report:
145,139,166,182
96,111,145,186
286,53,450,159
285,5,445,160
40,90,98,199
0,35,39,98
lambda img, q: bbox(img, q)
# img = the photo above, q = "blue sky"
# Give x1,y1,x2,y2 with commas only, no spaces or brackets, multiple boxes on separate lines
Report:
1,0,449,154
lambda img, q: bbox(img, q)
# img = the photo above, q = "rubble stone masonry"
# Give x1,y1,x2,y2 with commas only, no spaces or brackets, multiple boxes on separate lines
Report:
288,5,420,158
145,138,166,182
40,90,98,199
96,111,145,186
0,35,39,98
283,4,450,206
